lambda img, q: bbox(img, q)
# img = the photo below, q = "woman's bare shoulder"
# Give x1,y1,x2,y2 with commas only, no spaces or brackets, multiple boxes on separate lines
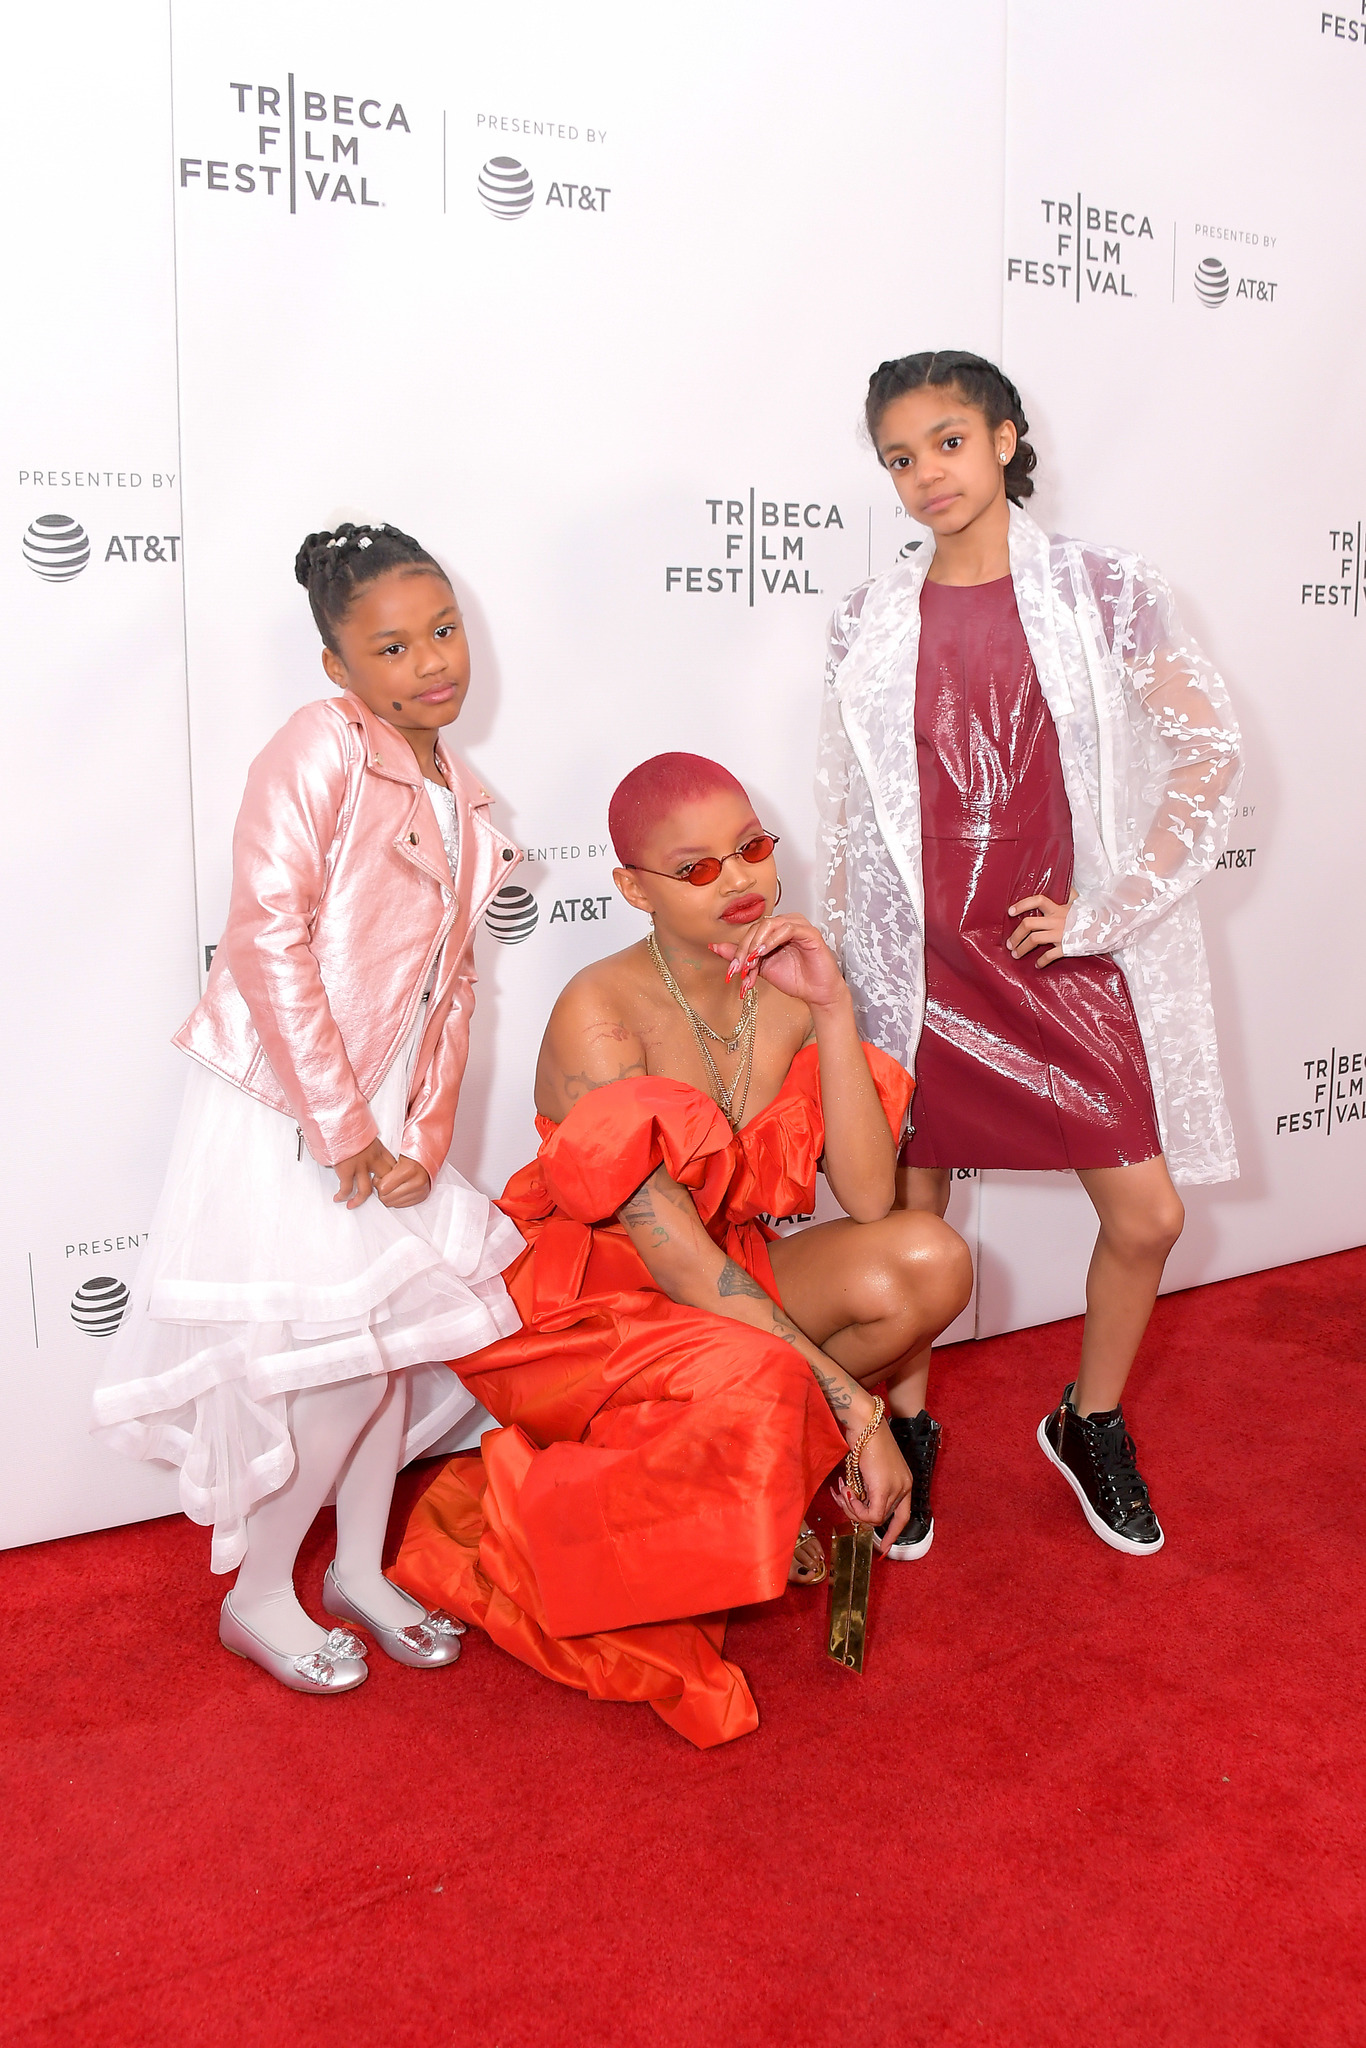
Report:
535,944,653,1118
549,943,655,1029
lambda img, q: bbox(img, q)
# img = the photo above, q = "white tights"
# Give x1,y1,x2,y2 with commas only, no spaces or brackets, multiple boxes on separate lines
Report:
230,1372,426,1655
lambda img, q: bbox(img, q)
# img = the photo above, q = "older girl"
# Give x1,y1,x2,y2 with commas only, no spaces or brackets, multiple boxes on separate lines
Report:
818,350,1241,1558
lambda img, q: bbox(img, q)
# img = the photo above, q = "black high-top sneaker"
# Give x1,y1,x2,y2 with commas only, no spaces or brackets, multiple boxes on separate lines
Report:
882,1411,941,1561
1037,1383,1164,1555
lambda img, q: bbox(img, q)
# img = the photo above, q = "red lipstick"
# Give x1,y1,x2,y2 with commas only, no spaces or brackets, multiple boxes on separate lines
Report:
720,893,766,925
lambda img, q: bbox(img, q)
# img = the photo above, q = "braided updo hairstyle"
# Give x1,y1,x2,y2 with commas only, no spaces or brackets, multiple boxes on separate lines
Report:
293,521,447,651
864,351,1038,505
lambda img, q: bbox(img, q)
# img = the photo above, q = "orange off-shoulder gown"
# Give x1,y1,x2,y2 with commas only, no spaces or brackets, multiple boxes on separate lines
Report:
395,1043,913,1747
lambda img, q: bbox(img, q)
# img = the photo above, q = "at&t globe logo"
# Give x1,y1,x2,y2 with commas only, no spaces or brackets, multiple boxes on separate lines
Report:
1194,257,1229,309
485,884,539,943
71,1275,130,1337
478,157,534,219
23,513,91,581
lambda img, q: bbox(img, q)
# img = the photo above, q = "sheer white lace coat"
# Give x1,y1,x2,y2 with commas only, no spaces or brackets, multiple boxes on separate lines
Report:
815,503,1241,1186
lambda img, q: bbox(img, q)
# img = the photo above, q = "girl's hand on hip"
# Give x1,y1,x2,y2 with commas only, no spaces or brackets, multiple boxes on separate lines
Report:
376,1155,432,1209
1006,888,1077,969
333,1137,397,1208
710,913,848,1009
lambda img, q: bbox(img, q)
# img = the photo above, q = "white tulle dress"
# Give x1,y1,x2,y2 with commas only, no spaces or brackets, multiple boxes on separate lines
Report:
93,782,524,1571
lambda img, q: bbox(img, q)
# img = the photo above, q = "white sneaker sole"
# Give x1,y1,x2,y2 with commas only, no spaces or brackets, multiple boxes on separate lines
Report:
885,1518,934,1562
1035,1417,1165,1556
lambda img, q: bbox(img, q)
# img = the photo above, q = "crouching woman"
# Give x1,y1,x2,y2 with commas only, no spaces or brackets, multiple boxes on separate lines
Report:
396,753,972,1745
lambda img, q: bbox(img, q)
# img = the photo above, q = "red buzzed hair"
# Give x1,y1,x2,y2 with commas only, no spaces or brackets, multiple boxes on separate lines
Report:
608,753,751,867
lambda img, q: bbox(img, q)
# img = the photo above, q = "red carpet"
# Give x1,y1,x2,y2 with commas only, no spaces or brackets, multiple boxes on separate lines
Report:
3,1249,1362,2046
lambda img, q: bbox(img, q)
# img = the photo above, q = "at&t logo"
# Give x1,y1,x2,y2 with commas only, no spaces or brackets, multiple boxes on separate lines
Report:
21,516,181,580
474,154,609,220
1195,258,1229,307
1193,256,1278,307
478,158,534,218
483,885,614,942
23,514,90,581
70,1275,130,1337
485,885,539,943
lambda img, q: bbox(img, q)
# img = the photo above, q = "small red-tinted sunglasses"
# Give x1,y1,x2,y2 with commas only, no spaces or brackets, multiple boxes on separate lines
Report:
631,831,780,888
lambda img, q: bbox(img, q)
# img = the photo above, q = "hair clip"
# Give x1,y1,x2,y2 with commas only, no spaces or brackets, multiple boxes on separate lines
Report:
326,535,348,549
357,535,372,548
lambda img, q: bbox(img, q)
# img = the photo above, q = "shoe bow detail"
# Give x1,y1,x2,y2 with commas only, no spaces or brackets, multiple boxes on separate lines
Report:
421,1608,466,1638
395,1609,465,1654
290,1638,365,1684
320,1627,368,1660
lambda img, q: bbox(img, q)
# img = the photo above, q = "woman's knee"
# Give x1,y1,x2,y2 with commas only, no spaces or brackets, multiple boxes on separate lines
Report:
1104,1191,1185,1264
872,1211,974,1321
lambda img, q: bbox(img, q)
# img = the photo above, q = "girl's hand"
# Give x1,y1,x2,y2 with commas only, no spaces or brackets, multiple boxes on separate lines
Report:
333,1137,397,1208
831,1421,913,1552
376,1155,432,1209
710,913,848,1009
1006,888,1077,969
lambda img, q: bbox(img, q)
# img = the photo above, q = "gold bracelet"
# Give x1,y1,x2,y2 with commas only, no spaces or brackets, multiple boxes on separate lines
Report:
843,1395,885,1505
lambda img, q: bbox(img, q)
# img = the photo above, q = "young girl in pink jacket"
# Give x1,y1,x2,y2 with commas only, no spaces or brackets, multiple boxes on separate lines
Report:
95,522,524,1694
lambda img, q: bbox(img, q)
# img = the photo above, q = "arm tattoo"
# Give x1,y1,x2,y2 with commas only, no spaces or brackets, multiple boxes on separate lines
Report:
714,1258,851,1411
563,1059,647,1104
808,1358,854,1415
716,1256,800,1345
619,1168,672,1248
716,1257,769,1302
619,1180,656,1227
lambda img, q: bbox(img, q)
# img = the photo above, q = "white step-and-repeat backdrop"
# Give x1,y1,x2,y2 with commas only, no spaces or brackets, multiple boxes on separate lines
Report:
5,1,1362,1549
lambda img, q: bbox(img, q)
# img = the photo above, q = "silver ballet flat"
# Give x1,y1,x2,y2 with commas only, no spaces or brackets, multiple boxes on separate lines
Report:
219,1592,369,1695
322,1563,464,1669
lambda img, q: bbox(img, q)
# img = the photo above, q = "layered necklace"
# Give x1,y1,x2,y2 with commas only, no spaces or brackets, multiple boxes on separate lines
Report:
648,932,758,1133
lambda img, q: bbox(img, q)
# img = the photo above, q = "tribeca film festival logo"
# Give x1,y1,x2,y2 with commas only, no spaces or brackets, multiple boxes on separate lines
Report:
179,80,411,213
1277,1046,1366,1137
1300,523,1364,612
1008,194,1160,300
1009,199,1281,309
470,112,610,224
1320,4,1366,49
666,495,845,603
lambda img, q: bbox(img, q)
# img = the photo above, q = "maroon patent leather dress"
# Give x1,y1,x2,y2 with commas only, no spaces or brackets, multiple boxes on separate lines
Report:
899,575,1161,1172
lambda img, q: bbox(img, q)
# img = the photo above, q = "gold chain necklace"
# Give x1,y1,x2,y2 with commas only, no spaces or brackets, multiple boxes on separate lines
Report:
648,932,758,1132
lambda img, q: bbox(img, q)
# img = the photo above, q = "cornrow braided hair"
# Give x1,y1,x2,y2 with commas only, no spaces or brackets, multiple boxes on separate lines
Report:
293,520,445,650
864,350,1038,505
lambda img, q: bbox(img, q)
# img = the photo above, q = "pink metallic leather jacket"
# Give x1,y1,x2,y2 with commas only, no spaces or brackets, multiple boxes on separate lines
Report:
175,691,520,1175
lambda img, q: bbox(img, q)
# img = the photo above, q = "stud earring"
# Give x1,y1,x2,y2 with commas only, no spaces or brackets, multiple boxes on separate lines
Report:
1000,450,1008,462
